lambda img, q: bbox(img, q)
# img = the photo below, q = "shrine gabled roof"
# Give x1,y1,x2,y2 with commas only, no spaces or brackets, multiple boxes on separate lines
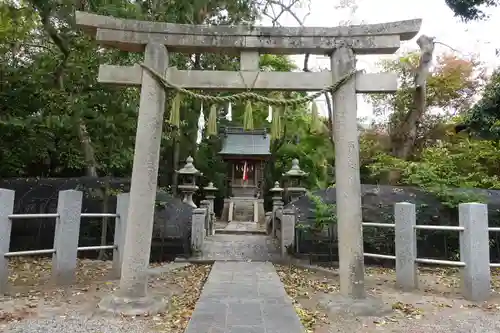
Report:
219,127,271,156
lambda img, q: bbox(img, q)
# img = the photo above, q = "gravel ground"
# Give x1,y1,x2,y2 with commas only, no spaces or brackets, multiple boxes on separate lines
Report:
3,313,156,333
0,258,211,333
275,264,500,333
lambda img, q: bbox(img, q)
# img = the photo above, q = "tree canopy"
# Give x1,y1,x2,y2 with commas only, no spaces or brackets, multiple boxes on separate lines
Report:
445,0,499,21
2,0,500,204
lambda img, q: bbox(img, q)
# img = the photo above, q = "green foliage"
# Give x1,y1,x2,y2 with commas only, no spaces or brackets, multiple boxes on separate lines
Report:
4,0,500,225
463,70,500,140
297,192,337,231
367,136,500,207
445,0,499,21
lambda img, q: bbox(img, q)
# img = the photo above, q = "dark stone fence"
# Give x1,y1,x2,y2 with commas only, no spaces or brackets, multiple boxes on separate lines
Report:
287,184,500,264
0,177,193,262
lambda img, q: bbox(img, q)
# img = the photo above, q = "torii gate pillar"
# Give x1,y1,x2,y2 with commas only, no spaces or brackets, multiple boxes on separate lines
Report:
331,46,365,299
99,43,169,314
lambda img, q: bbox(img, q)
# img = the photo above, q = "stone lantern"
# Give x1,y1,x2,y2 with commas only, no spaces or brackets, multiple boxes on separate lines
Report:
283,158,308,202
176,156,202,207
203,182,218,235
269,181,284,208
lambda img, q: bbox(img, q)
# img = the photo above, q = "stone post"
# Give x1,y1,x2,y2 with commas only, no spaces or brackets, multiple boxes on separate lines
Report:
191,208,207,255
331,46,365,299
0,189,15,293
281,207,296,257
395,202,417,291
99,43,168,315
269,181,284,237
200,200,211,235
177,157,201,208
283,159,308,203
112,193,130,279
459,203,491,301
203,182,218,236
273,201,284,238
52,190,83,286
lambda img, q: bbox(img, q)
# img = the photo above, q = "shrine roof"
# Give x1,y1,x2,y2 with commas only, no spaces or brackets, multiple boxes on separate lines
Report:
219,127,271,156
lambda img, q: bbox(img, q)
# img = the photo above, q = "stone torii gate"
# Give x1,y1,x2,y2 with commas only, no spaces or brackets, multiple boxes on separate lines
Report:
76,11,422,314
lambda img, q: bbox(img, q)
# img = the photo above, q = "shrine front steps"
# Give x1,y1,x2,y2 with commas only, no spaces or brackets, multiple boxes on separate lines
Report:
186,234,281,262
215,221,267,235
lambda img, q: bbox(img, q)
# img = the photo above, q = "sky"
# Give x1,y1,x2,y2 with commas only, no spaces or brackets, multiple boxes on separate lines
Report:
259,0,500,121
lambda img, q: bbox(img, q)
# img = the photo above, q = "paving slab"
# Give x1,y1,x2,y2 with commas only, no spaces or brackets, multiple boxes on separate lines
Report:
185,262,305,333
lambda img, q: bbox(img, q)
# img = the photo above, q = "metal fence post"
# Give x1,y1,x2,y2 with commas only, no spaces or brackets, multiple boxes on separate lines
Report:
395,202,418,291
112,192,129,279
52,190,83,286
459,203,490,301
0,189,15,293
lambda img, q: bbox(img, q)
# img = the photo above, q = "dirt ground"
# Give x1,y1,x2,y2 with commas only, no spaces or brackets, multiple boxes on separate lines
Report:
276,265,500,333
0,258,211,332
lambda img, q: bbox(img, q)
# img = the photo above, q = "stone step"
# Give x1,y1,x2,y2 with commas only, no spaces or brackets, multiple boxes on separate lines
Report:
196,234,280,262
215,221,267,235
215,228,267,235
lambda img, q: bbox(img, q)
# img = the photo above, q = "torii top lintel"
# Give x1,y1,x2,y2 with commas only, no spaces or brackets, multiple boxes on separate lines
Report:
75,11,422,55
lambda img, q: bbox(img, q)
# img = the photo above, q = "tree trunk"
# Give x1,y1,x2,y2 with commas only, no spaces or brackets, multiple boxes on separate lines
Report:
77,121,98,177
98,177,110,260
389,35,435,183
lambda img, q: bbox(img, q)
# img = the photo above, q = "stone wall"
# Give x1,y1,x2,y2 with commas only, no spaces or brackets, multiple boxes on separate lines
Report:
287,184,500,262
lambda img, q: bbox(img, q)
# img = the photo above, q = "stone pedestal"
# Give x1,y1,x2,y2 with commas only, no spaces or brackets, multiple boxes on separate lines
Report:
318,294,391,317
98,294,166,316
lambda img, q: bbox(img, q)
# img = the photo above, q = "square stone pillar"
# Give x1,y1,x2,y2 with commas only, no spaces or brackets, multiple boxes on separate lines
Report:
331,47,365,299
0,189,15,294
52,190,83,286
112,193,130,279
395,202,418,291
200,200,211,236
281,208,296,257
459,203,490,301
191,208,207,254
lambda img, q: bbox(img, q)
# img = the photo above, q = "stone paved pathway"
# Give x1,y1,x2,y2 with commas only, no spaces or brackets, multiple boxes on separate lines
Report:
185,262,305,333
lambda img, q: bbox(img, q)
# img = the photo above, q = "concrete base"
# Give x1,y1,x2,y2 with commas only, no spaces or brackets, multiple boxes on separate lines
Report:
98,294,167,316
318,294,392,317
